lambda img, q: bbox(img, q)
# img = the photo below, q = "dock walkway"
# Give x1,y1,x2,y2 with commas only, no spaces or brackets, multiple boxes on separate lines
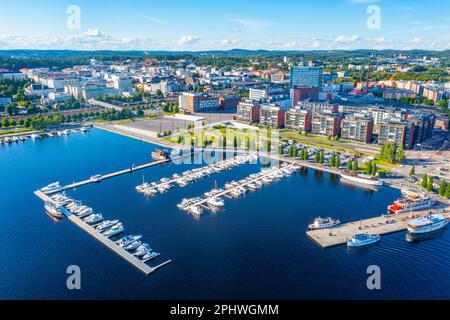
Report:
34,190,171,275
307,205,450,248
182,163,299,210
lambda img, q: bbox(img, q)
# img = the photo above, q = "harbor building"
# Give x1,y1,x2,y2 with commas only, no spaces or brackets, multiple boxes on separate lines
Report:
236,100,261,123
341,114,374,143
310,111,342,137
285,107,312,132
259,104,286,128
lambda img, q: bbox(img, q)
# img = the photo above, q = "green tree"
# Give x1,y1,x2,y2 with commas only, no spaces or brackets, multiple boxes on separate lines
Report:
445,185,450,198
347,159,353,171
335,156,341,169
409,166,416,177
352,159,359,172
330,153,336,167
396,146,405,164
426,176,434,192
319,151,325,164
421,174,429,189
438,180,447,196
314,152,320,163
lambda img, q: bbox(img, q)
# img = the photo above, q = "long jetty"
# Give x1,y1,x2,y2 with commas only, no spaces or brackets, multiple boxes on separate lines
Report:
34,190,172,275
307,204,450,248
49,158,170,194
45,150,204,195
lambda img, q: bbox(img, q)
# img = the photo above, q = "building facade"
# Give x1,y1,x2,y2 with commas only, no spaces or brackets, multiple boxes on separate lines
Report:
285,107,312,132
259,104,286,128
236,100,261,123
310,112,341,137
341,114,374,143
290,66,324,89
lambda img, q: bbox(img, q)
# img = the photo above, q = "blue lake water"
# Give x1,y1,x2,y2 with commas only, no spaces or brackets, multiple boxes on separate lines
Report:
1,128,449,300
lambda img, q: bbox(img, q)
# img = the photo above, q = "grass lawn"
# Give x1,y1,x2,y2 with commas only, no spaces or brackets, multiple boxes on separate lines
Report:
0,127,33,136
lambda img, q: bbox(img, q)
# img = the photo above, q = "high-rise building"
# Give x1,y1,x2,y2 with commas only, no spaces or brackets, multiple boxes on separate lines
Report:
290,66,324,89
291,87,320,106
285,107,312,132
341,114,374,143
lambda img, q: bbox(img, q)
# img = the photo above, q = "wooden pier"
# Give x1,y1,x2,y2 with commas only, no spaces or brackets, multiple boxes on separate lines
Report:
306,204,450,248
34,190,172,275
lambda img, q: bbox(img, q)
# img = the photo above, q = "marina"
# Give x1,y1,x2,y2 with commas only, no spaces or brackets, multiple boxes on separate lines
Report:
34,190,171,275
177,162,301,215
135,153,259,197
0,126,92,146
3,127,449,299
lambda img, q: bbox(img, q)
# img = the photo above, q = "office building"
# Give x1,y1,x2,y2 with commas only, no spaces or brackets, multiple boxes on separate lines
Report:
290,66,324,89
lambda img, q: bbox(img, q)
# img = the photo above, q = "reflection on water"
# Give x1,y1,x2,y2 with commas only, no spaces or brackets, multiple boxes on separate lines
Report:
406,229,447,243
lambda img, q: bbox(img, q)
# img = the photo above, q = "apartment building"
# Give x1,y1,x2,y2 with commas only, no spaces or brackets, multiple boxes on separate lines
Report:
259,104,286,128
310,112,341,137
284,107,312,132
341,114,374,143
236,100,261,123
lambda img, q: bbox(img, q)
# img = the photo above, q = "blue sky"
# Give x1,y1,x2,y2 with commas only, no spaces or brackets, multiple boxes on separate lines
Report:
0,0,449,50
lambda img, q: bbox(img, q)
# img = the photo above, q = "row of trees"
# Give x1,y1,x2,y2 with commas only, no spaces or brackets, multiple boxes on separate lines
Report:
380,142,405,164
421,174,435,192
329,152,341,169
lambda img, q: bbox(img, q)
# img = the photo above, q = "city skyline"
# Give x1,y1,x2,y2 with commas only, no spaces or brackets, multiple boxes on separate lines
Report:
0,0,449,51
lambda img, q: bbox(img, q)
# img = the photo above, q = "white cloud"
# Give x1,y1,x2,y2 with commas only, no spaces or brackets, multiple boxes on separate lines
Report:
177,35,200,46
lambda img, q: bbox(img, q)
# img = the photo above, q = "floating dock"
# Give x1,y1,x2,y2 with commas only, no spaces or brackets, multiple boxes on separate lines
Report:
34,190,171,275
307,204,450,248
137,154,258,196
179,163,300,212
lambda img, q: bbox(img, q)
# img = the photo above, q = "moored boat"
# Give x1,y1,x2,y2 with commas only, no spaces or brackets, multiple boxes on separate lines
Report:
388,194,436,215
340,173,383,186
347,233,381,248
407,214,449,235
308,217,341,230
44,202,63,219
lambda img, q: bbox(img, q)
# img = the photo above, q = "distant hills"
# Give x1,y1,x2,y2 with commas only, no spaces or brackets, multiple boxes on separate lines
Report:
0,49,449,59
